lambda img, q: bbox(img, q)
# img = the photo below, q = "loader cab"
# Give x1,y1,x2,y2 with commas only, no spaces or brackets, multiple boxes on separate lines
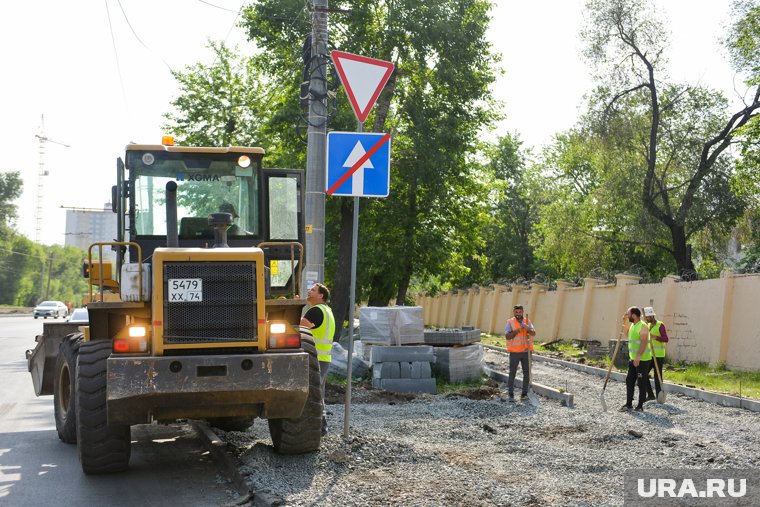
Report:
112,142,304,296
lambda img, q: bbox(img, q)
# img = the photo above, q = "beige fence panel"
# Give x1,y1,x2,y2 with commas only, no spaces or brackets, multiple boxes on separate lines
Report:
416,272,760,370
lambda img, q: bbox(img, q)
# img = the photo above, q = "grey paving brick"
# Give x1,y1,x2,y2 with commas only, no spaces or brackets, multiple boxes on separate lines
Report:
380,378,437,394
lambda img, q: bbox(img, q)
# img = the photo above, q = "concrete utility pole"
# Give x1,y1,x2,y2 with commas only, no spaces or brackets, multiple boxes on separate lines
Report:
301,0,329,296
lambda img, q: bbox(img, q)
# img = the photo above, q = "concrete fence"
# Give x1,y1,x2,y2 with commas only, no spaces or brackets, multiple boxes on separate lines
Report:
415,272,760,371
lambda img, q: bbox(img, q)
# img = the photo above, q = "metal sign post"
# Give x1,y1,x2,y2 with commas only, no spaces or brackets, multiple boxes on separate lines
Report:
327,51,394,439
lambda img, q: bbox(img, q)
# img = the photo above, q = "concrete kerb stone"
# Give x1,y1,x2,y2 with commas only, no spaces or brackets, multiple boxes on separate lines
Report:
481,344,760,412
483,366,574,407
192,420,285,507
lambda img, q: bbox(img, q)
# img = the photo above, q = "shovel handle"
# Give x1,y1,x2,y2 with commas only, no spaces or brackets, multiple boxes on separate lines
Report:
649,333,663,384
603,320,626,389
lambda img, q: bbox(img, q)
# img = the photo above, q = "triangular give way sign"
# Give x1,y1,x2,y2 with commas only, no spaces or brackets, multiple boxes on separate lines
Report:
331,50,395,123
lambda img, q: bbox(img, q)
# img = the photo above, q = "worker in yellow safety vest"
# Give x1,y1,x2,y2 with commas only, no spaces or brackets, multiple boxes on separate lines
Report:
643,306,668,402
300,282,336,435
620,306,651,412
504,304,536,402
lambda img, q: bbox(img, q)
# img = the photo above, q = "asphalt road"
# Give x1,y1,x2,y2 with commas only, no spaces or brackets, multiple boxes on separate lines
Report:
0,315,241,506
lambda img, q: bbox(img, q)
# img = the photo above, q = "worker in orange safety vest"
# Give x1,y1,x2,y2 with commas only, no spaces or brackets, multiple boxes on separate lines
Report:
504,304,536,402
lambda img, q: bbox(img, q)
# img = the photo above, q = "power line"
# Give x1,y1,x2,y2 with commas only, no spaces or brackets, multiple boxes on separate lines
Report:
115,0,173,71
104,0,129,111
197,0,241,13
0,246,45,260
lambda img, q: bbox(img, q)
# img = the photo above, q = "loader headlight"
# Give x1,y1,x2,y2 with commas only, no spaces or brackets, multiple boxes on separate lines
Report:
129,326,147,338
113,325,150,354
237,155,251,168
268,321,301,349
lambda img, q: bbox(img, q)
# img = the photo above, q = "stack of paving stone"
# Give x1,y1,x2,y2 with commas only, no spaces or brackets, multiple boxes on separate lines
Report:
423,326,481,346
360,306,424,345
432,344,483,382
370,345,437,394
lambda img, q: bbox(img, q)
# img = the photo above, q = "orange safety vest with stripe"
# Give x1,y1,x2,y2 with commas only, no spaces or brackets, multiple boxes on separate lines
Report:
648,321,667,358
505,317,534,353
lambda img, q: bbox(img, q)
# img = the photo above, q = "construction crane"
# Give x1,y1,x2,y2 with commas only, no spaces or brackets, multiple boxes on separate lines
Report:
34,115,70,244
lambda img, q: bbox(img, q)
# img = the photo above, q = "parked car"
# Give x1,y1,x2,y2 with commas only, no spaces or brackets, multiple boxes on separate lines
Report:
33,301,68,319
67,308,89,323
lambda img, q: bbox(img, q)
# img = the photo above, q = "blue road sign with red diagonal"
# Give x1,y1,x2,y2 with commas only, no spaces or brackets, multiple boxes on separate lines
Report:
326,132,391,197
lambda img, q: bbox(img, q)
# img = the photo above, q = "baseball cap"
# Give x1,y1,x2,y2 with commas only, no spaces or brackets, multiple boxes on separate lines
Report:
643,306,656,317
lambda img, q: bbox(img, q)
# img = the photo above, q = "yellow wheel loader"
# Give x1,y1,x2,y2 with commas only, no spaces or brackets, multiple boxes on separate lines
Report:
28,139,320,474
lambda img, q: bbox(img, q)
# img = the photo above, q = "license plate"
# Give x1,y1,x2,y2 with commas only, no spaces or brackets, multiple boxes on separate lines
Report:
168,278,203,302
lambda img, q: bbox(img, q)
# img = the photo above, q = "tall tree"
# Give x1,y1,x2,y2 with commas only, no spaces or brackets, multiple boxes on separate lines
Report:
532,127,674,280
242,0,499,324
582,0,760,275
0,171,22,226
164,41,270,148
726,0,760,271
482,134,543,283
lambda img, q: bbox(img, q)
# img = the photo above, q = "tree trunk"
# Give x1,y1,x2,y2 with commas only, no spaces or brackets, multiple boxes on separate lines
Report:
395,275,410,306
331,200,355,331
395,180,417,305
367,272,392,307
669,224,694,276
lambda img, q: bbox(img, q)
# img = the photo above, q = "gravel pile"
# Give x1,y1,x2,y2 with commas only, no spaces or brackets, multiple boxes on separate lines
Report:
217,347,760,506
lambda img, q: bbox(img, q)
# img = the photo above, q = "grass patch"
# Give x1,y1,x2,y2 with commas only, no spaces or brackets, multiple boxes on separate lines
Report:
326,372,370,387
433,372,489,393
662,362,760,399
480,333,503,347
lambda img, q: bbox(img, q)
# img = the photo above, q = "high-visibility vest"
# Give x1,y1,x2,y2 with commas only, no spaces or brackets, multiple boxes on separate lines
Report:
505,317,534,353
648,321,666,358
628,320,652,361
311,304,335,363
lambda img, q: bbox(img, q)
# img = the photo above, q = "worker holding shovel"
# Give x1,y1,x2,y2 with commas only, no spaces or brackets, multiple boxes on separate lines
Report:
643,307,668,403
504,304,536,402
620,306,651,412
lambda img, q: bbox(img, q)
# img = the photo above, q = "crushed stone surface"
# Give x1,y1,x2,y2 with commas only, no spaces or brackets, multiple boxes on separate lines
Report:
216,347,760,507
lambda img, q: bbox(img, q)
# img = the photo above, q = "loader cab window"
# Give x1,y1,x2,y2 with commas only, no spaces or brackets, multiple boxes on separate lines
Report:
267,174,299,241
127,150,263,240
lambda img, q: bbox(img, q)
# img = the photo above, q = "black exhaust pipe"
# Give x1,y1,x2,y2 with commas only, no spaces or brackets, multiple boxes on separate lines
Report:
166,181,178,247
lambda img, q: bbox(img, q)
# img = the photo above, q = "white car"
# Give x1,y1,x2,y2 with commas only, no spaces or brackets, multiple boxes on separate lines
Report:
67,308,89,323
33,301,68,319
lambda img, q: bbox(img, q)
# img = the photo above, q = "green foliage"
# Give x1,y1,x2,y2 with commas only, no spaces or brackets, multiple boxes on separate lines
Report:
530,127,674,280
0,171,22,225
480,134,545,283
240,0,500,307
727,0,760,84
567,0,759,276
164,41,269,148
0,228,89,306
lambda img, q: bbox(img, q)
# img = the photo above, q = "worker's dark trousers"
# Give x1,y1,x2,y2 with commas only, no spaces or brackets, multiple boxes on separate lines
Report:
626,359,651,408
508,351,530,397
319,361,330,434
646,356,664,398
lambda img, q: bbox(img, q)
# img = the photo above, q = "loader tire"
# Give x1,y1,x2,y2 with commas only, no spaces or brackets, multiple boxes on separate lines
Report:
76,340,131,474
207,416,255,432
54,332,83,444
268,334,322,454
